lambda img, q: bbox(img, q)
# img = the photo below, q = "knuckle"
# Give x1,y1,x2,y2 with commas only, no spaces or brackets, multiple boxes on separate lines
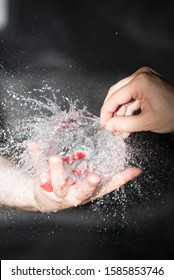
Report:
138,66,153,73
135,71,152,84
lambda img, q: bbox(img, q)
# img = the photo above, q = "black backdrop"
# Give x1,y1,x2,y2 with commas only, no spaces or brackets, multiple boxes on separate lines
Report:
0,0,174,259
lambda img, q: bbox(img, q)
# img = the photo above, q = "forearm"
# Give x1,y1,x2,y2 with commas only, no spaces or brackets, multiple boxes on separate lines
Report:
0,156,39,211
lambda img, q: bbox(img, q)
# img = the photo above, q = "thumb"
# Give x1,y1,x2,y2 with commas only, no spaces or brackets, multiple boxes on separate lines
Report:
105,114,147,133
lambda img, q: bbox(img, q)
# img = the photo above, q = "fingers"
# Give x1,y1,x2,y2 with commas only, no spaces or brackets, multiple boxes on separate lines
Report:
124,100,140,116
104,75,135,103
94,167,142,198
100,81,140,126
36,154,141,211
104,114,147,133
115,100,140,117
77,173,101,199
28,141,69,195
28,142,68,196
100,66,156,127
104,66,154,103
111,101,138,137
66,173,101,205
49,155,68,197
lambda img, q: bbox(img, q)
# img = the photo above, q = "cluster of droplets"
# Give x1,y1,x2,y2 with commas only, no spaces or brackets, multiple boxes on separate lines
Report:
0,81,173,225
0,83,126,187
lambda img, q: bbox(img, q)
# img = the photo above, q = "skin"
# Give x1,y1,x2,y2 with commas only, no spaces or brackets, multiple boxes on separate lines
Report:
4,65,172,213
0,141,141,213
5,67,169,213
27,141,141,212
100,66,174,136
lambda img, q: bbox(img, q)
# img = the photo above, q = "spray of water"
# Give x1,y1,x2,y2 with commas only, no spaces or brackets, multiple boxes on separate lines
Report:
0,83,126,188
1,81,173,226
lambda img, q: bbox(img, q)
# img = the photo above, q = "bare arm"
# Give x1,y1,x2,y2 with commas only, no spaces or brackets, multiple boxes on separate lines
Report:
0,156,39,211
0,154,141,213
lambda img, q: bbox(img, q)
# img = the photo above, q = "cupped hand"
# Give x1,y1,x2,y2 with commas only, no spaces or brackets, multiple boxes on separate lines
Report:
28,141,141,212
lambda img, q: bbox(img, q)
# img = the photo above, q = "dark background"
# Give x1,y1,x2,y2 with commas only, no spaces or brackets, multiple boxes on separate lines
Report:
0,0,174,259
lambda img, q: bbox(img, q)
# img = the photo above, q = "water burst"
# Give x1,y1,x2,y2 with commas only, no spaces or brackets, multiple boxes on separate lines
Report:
0,84,126,187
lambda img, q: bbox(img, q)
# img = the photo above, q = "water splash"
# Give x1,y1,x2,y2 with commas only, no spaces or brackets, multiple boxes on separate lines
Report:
0,83,126,187
0,81,173,226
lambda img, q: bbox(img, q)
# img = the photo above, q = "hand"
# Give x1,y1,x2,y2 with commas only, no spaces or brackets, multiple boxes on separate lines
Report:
100,66,174,136
28,141,141,212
